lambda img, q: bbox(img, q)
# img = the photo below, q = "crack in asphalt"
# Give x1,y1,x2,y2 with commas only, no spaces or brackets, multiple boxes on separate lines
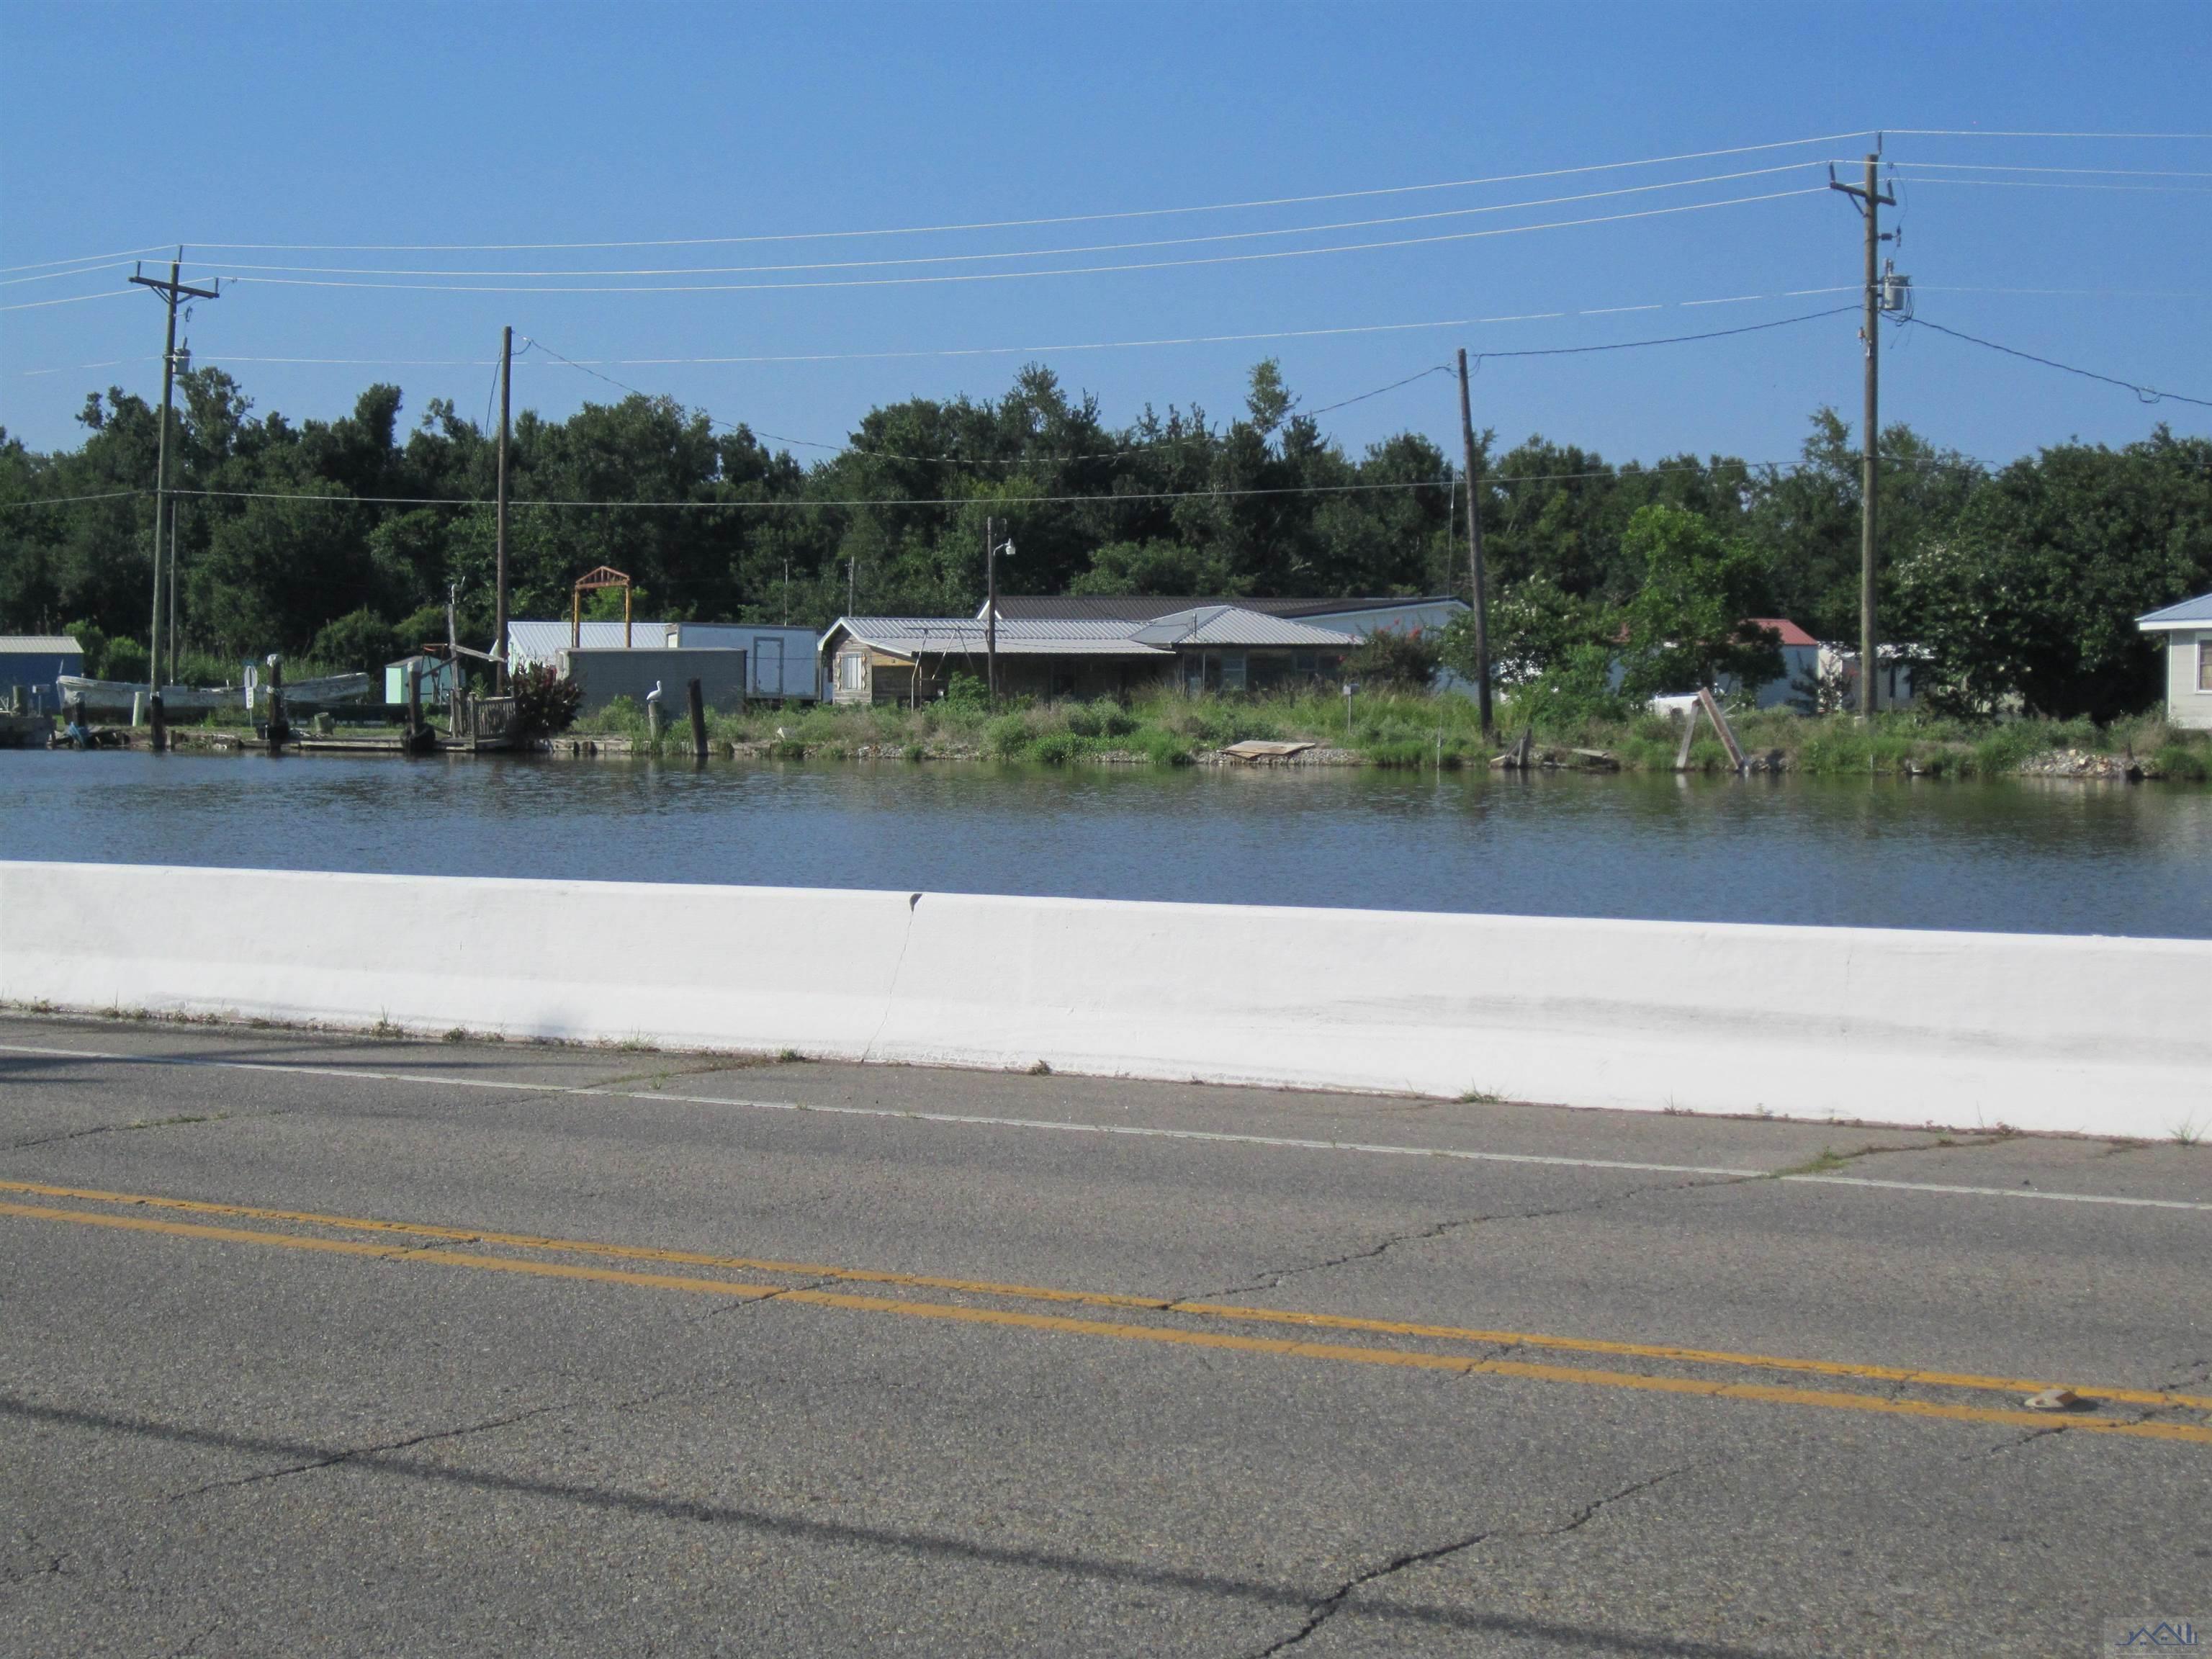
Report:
1199,1130,2015,1308
1766,1134,1978,1179
1247,1466,1692,1656
2,1109,282,1153
1,1532,73,1588
1247,1527,1496,1656
163,1274,820,1503
1981,1424,2072,1457
164,1400,574,1501
1185,1173,1756,1301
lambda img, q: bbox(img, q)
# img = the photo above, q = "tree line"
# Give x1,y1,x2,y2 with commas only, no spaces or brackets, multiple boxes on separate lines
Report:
1,359,2206,720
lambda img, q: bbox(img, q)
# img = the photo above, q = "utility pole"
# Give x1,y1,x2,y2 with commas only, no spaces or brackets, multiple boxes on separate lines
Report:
1830,153,1897,719
1455,349,1493,735
166,500,181,683
130,255,219,696
495,325,512,690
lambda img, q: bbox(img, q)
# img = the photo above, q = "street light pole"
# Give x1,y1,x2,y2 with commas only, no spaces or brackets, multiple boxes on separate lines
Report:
984,518,1015,704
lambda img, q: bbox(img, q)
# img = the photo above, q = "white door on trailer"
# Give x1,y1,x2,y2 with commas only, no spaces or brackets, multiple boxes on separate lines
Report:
752,636,784,695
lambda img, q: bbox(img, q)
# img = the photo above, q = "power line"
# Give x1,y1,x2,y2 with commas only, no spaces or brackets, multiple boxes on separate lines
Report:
1883,161,2212,178
171,480,1457,511
9,286,1864,379
1904,316,2212,408
209,189,1827,296
1891,177,2212,194
0,288,139,314
6,127,2200,274
526,302,1853,468
1882,127,2212,140
1915,285,2211,301
1468,305,1857,364
0,243,174,276
0,487,146,513
1307,366,1457,416
0,259,168,288
135,166,1828,282
155,131,1878,256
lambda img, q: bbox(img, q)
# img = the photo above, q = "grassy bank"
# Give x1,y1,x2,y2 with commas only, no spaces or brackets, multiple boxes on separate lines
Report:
568,690,2212,781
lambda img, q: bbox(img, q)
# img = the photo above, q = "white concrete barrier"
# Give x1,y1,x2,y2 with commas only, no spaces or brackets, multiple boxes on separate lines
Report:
3,860,2206,1139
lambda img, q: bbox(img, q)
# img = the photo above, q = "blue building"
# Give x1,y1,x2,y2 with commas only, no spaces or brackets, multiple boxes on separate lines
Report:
0,635,84,714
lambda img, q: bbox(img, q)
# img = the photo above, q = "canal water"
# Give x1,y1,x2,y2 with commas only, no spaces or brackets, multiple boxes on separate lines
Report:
4,750,2208,938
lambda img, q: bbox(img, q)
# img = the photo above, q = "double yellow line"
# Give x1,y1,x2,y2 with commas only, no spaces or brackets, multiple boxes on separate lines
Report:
4,1177,2207,1445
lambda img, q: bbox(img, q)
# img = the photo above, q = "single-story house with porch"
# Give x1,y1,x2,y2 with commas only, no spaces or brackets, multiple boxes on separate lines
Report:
2137,592,2212,730
821,604,1362,706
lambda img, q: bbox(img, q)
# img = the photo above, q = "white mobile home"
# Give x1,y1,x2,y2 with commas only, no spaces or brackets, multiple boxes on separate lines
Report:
2136,593,2212,730
506,620,821,702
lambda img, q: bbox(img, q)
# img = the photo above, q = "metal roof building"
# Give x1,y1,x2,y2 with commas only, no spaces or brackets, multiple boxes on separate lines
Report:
821,606,1360,705
507,619,821,701
0,635,84,714
983,594,1465,624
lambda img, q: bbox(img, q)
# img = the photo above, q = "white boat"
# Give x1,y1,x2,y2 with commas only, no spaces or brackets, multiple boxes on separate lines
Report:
57,673,373,714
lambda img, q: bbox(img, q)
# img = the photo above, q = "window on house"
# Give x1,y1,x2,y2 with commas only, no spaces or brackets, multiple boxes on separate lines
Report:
2198,637,2212,693
1220,652,1247,692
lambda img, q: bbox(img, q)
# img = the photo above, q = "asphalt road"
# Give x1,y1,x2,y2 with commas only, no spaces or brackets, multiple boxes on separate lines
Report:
1,1012,2206,1658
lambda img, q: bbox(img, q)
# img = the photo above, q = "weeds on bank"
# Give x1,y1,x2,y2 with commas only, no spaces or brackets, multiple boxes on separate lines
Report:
568,687,2212,780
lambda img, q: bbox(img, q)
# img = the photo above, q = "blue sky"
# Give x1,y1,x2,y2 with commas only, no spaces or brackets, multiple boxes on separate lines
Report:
3,1,2206,472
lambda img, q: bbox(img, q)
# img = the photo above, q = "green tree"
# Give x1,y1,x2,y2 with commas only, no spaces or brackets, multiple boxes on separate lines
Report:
1892,428,2212,719
1617,504,1782,696
307,607,402,676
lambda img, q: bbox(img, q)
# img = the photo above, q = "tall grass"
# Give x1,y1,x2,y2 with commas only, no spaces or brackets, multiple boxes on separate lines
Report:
566,688,2211,778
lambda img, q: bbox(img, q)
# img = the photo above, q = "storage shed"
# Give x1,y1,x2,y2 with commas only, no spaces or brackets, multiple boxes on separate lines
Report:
556,647,749,716
507,619,819,702
0,635,84,714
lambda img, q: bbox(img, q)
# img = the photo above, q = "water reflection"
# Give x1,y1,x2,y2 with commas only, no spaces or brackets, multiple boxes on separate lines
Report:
4,750,2207,938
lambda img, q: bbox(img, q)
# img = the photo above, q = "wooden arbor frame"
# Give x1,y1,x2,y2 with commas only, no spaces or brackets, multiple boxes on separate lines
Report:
571,566,634,648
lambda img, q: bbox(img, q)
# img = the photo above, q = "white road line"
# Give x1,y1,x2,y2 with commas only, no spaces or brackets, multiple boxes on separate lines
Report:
5,1041,2208,1212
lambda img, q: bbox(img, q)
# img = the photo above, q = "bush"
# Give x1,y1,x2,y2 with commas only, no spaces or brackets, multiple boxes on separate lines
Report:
510,664,583,740
986,713,1032,760
944,672,988,714
103,637,149,684
307,608,401,678
1029,731,1083,765
1345,626,1442,691
1063,699,1137,739
1508,643,1633,732
2152,743,2208,782
1138,728,1193,766
62,619,109,678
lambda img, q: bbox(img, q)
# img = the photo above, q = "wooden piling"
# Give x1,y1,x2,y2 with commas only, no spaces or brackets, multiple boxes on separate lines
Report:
265,656,288,754
1696,686,1748,773
148,693,167,754
687,678,707,761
